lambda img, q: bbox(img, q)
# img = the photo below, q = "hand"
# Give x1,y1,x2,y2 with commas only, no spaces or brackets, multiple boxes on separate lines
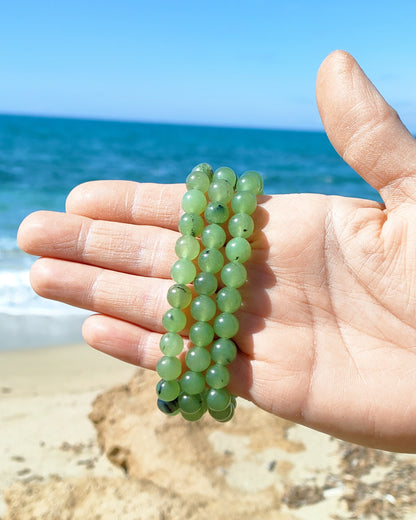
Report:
17,51,416,452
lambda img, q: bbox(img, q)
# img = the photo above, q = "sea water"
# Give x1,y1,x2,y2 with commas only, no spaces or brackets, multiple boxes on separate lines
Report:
0,114,379,350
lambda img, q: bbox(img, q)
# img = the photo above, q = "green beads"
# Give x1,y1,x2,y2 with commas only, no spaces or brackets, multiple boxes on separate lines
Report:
179,212,204,236
198,247,224,273
167,283,192,309
175,235,200,260
193,271,218,295
157,163,263,423
181,189,207,214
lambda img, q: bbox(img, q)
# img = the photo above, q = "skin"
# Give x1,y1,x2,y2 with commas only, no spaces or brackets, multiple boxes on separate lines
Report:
17,51,416,452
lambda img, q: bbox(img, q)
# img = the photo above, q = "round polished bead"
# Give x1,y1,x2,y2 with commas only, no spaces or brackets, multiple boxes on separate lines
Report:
225,237,251,263
186,171,210,193
175,235,200,260
189,321,214,346
171,258,197,284
204,202,229,224
192,162,213,180
193,271,218,296
190,295,217,322
221,262,247,288
213,166,237,188
159,332,184,356
231,190,257,215
178,392,204,414
162,308,187,333
211,338,238,365
167,283,192,309
181,189,207,214
185,346,212,372
201,224,226,249
206,388,231,411
236,170,263,195
156,379,181,401
209,402,235,422
156,356,182,380
214,312,239,339
208,179,234,204
205,364,230,389
157,398,180,415
198,248,224,273
178,212,204,237
228,213,254,238
216,287,242,313
180,371,206,395
181,407,206,421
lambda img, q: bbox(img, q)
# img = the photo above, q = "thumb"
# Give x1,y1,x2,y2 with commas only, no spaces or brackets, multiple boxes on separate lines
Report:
316,50,416,210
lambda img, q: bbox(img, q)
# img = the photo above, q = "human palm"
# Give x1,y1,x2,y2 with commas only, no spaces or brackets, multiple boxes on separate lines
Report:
18,51,416,452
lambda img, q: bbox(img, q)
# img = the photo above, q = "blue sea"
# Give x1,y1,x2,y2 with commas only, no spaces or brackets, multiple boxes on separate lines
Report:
0,114,379,351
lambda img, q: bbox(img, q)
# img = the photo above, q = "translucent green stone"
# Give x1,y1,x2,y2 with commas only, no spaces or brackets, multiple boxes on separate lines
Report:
209,402,235,422
225,237,251,263
178,392,203,414
221,262,247,288
178,212,204,237
193,271,218,296
162,308,187,333
181,189,207,214
186,171,210,193
204,202,229,224
216,287,242,313
213,166,237,188
156,356,182,380
180,371,206,395
159,332,184,356
206,387,231,411
167,283,192,309
208,179,234,204
171,258,197,284
198,248,224,273
231,190,257,215
190,295,216,322
201,224,226,249
185,346,211,371
205,364,230,389
157,398,180,415
211,338,237,365
192,162,213,181
189,321,214,346
214,312,239,339
175,235,200,260
181,407,206,421
228,213,254,238
236,170,263,195
156,379,181,401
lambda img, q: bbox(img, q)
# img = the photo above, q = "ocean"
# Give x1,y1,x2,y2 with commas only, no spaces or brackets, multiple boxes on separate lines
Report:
0,114,379,351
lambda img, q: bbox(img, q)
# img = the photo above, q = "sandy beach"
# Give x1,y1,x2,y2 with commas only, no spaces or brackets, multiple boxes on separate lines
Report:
2,343,416,520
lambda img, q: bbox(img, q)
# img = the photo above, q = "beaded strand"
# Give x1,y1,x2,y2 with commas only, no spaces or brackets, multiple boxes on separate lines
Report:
156,164,263,422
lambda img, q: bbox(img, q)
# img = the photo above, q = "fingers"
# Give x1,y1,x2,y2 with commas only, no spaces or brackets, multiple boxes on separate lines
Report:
316,50,416,210
66,180,185,228
18,211,178,277
30,257,172,332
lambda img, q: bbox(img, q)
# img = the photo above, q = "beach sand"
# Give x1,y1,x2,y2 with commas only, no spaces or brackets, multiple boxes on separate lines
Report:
2,344,416,519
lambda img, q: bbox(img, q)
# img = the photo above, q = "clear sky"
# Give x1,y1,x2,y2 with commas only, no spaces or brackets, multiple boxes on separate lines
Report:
1,0,415,131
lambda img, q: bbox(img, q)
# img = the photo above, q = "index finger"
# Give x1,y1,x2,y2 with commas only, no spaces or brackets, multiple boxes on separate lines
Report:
66,180,185,229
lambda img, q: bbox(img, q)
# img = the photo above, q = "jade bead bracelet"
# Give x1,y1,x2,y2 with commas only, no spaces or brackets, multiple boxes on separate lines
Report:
156,163,263,422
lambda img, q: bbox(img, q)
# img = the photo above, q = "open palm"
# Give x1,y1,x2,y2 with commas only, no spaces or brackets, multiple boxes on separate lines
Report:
18,51,416,452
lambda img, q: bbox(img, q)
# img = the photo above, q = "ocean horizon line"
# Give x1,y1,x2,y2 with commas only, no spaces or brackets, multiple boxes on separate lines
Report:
0,111,325,135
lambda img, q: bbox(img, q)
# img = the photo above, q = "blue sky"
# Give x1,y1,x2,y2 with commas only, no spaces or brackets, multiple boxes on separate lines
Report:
1,0,415,131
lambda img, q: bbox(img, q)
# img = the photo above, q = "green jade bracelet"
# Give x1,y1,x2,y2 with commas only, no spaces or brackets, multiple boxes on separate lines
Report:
156,163,263,422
